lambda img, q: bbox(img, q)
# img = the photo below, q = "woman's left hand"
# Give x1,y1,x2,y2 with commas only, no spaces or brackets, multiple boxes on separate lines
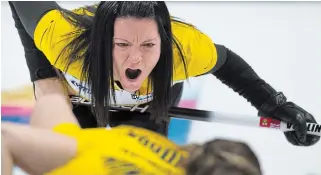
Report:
260,92,320,146
273,102,319,146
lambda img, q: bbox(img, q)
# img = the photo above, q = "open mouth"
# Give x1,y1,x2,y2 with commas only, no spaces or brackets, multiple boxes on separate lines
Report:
125,68,142,80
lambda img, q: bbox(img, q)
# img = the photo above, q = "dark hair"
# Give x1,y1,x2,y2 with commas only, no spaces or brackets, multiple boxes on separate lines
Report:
56,1,188,127
184,139,262,175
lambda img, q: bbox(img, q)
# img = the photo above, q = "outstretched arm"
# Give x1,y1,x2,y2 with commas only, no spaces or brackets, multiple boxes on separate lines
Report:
1,122,77,175
30,94,79,129
1,94,80,175
209,44,319,146
210,44,276,110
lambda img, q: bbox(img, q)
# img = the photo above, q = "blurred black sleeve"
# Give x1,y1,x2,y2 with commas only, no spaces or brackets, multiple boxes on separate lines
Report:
9,1,58,38
210,44,278,111
9,2,58,82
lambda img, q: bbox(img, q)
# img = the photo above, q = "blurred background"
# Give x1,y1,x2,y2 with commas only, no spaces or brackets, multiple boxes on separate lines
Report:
2,1,321,175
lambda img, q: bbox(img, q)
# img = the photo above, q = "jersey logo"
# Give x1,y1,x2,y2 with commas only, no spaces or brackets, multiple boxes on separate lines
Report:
64,73,153,105
64,73,184,106
127,130,188,167
70,96,151,113
70,80,91,94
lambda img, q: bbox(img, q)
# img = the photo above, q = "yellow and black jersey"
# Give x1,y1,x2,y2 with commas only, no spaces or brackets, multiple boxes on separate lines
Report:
11,2,221,106
46,123,188,175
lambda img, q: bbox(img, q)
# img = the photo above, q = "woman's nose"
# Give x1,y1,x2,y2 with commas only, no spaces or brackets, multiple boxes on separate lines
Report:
128,48,143,63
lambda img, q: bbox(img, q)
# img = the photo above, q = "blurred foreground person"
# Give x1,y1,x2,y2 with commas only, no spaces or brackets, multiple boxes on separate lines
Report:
1,94,261,175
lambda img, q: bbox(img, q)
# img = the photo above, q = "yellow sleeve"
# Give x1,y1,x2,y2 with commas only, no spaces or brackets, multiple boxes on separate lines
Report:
33,7,95,79
52,123,102,154
172,21,218,81
52,123,81,136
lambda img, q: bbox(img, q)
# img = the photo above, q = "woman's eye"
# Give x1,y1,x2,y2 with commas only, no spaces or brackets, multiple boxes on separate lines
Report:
143,43,155,48
116,43,129,47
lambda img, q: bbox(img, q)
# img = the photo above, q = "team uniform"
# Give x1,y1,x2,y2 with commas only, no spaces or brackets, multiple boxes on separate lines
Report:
9,2,223,134
33,7,218,105
9,1,321,148
32,5,219,132
47,123,188,175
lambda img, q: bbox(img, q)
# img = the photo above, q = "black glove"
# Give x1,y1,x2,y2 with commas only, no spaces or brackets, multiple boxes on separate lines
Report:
212,44,320,146
259,92,320,146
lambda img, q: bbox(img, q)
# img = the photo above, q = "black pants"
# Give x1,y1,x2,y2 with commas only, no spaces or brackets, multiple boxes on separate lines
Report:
72,83,184,136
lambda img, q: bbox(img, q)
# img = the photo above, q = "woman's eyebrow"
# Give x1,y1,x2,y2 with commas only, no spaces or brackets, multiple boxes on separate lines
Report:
113,37,130,42
142,38,157,43
113,37,157,43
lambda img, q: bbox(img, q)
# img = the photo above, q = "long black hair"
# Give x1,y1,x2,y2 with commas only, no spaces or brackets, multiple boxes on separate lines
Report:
57,1,189,127
184,139,262,175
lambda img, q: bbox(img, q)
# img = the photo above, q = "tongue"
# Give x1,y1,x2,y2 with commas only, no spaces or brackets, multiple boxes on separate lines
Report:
125,69,141,79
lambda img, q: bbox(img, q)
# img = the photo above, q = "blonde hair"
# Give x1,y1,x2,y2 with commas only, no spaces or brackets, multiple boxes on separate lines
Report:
183,139,262,175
